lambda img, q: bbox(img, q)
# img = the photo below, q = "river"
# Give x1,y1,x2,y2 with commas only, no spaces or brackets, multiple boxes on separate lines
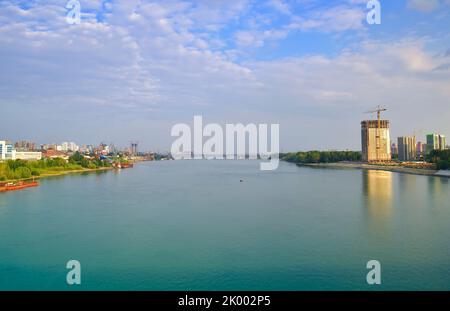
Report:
0,160,449,290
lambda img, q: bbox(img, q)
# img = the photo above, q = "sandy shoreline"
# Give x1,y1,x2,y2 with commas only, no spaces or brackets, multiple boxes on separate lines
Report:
296,162,448,177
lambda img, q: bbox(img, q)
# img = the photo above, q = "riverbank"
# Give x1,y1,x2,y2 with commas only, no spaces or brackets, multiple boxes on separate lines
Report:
1,166,114,184
296,162,446,177
39,166,113,178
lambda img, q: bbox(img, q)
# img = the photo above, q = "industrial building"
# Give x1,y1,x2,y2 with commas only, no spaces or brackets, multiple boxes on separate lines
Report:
131,142,138,156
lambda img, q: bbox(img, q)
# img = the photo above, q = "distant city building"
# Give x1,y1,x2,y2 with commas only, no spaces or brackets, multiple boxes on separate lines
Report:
1,140,41,160
416,141,426,158
61,142,79,152
427,134,439,152
14,141,36,151
398,136,416,162
426,133,446,153
95,143,110,156
79,145,94,154
42,150,69,160
79,145,88,154
70,142,79,152
391,143,398,156
0,140,14,160
361,120,391,162
14,151,42,161
109,144,117,154
41,144,51,151
131,142,138,156
439,135,446,150
41,143,62,151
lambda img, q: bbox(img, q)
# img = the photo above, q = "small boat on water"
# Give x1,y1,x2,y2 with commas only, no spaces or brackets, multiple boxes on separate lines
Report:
121,163,134,169
0,181,39,193
112,162,134,169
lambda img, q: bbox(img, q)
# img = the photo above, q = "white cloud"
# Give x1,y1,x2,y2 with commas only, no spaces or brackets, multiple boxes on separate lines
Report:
0,1,449,149
241,39,450,148
407,0,440,12
232,2,366,49
235,30,264,47
288,5,365,32
266,0,291,15
234,28,288,47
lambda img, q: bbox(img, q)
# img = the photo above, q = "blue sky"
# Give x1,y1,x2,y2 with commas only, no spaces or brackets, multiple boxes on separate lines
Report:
0,0,449,151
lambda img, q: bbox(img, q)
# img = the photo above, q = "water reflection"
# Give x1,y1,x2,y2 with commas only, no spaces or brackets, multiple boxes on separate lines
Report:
362,170,393,231
427,176,449,208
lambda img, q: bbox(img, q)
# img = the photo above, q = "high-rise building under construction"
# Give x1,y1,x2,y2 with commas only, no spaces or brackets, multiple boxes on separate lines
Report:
361,120,391,162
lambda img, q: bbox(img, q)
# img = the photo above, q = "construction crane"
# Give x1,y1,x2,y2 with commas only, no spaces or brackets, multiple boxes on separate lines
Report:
365,105,387,160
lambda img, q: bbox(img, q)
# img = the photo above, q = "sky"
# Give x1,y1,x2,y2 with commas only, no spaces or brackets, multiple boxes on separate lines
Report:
0,0,449,152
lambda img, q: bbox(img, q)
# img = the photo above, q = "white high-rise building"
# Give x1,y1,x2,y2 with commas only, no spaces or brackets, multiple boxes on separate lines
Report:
61,142,69,152
1,140,41,161
0,140,14,160
61,142,79,152
398,136,416,162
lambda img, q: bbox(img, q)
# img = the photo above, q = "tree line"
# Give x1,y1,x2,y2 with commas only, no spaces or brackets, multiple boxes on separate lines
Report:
0,152,110,181
426,150,450,170
281,151,362,164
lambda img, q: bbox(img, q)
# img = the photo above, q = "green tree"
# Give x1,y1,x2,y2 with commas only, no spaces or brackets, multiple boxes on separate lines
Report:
15,167,32,179
69,152,84,164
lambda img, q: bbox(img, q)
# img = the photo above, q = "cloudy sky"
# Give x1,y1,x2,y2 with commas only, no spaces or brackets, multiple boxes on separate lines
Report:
1,0,449,151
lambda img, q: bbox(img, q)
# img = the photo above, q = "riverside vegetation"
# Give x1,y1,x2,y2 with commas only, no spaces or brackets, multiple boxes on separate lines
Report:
426,150,450,170
281,149,450,171
281,151,362,164
0,152,112,181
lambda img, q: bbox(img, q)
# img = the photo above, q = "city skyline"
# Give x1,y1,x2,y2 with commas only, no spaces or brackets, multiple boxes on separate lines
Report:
1,0,450,150
2,129,448,154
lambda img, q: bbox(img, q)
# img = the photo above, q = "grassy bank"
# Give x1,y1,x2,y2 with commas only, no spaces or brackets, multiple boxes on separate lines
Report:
37,166,113,177
0,154,112,183
0,163,114,183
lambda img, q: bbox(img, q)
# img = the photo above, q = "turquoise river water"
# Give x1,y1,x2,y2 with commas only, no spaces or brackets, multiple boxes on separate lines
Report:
0,160,449,290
